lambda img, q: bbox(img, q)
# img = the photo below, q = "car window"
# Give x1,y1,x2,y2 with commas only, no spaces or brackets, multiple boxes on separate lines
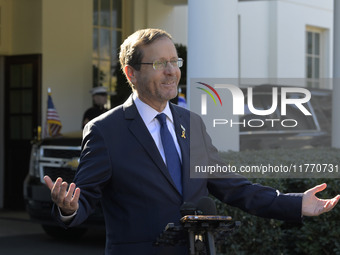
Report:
240,92,319,134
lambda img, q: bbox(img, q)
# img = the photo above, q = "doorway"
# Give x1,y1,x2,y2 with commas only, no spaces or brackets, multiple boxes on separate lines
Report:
4,54,41,209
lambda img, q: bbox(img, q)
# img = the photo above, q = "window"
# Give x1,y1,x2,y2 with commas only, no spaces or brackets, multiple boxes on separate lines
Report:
93,0,122,102
306,29,321,88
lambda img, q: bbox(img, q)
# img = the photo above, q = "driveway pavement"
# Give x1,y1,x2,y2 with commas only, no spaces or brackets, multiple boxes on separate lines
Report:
0,210,105,255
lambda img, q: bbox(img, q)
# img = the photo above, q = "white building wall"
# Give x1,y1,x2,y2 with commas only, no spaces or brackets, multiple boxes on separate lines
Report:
147,0,188,45
276,0,333,79
188,0,240,152
41,0,93,133
238,1,271,78
8,0,42,55
132,0,188,45
239,0,333,87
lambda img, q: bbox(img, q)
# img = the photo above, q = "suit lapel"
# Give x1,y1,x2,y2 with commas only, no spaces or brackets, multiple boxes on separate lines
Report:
170,104,191,199
123,96,181,194
171,105,208,202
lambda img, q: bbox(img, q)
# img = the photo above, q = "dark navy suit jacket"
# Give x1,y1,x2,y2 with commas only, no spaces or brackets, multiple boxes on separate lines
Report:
56,95,302,255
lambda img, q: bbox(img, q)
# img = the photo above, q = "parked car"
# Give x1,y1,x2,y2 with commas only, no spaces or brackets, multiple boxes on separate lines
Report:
239,85,331,150
23,131,104,238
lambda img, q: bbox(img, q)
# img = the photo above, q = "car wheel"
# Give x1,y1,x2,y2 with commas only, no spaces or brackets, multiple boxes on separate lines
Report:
42,224,88,239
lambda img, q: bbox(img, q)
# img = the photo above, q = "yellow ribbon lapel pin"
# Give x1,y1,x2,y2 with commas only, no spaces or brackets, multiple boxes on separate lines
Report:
181,125,186,139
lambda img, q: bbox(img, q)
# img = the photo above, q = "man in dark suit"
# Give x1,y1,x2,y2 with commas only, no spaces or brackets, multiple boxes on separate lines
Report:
44,28,340,255
82,86,109,128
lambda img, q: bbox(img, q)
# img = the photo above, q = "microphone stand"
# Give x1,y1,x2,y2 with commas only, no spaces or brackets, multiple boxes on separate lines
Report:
206,231,216,255
155,215,240,255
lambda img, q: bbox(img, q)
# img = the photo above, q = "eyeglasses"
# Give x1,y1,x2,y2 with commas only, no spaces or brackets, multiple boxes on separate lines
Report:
137,58,183,70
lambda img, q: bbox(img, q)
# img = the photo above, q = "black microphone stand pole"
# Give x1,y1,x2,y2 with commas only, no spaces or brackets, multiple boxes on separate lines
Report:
205,230,216,255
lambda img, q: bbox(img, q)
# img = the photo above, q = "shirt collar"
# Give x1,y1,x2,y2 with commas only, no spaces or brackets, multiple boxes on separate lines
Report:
133,93,174,125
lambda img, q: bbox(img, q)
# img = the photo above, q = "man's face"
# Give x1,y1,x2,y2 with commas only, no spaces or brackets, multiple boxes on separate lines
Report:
133,37,181,110
93,94,107,106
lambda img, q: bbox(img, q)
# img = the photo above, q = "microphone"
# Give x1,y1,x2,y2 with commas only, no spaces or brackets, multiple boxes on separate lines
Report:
180,197,217,217
180,202,197,217
180,197,229,255
196,196,217,215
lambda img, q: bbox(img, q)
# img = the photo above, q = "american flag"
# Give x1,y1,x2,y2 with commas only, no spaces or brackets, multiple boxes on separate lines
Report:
46,89,62,137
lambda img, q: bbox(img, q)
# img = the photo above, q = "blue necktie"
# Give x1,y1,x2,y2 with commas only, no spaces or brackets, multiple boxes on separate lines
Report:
156,113,182,194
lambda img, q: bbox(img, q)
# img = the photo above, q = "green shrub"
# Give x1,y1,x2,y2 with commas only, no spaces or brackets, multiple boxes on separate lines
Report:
215,148,340,255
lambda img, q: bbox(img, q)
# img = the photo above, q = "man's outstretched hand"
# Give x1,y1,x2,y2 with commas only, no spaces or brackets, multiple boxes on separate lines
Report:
302,183,340,216
44,175,80,216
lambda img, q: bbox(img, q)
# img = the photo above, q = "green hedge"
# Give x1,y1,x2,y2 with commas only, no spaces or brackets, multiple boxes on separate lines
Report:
214,148,340,255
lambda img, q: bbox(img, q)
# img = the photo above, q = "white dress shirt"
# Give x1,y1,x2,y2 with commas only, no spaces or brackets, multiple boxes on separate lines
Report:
133,93,182,163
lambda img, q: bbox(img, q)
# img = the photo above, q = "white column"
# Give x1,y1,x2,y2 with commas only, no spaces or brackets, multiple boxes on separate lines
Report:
187,0,238,78
187,0,239,152
332,0,340,148
268,0,278,80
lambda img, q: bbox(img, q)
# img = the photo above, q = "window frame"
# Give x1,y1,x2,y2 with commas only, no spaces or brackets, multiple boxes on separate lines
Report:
92,0,123,107
305,26,326,89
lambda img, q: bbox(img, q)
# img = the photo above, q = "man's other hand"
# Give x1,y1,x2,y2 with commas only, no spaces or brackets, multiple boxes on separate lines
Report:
44,175,80,216
302,183,340,216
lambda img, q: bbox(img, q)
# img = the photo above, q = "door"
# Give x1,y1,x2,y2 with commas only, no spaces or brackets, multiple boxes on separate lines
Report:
4,54,41,209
